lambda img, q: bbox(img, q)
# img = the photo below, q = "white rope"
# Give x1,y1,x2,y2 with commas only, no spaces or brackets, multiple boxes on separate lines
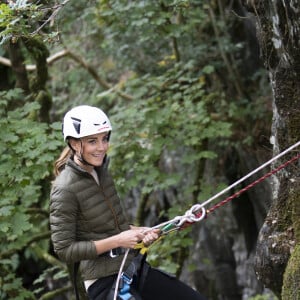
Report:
112,141,300,299
113,248,130,300
145,140,300,233
174,205,206,227
145,204,206,233
200,140,300,208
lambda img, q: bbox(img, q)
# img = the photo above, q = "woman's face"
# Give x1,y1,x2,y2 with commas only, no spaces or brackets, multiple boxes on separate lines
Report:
70,132,110,171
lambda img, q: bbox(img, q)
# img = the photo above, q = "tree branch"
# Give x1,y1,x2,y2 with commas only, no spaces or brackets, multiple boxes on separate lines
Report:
0,231,51,259
32,244,66,270
65,50,134,101
39,286,72,300
0,50,68,71
32,0,71,35
26,207,50,218
0,49,134,101
207,3,244,98
0,56,11,67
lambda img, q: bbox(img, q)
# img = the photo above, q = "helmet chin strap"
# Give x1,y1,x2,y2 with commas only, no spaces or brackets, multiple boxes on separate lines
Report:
76,153,95,167
76,140,96,168
68,139,96,168
67,135,109,168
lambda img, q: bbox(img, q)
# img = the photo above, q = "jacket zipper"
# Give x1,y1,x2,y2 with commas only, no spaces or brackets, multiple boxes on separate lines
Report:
98,179,122,232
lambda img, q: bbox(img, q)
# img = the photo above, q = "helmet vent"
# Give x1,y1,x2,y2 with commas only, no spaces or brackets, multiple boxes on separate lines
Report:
71,117,81,134
94,121,107,126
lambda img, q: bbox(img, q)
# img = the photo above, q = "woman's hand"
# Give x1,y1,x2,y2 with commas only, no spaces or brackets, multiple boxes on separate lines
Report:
94,227,161,255
125,226,160,247
142,228,160,246
117,229,146,249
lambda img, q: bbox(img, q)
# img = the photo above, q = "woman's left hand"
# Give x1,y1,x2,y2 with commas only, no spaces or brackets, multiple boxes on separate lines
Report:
142,228,160,246
129,225,160,246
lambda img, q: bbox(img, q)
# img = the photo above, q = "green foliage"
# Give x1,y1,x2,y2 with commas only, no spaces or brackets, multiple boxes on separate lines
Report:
106,61,232,271
0,1,44,44
33,266,69,296
0,0,64,45
248,294,278,300
104,62,231,273
0,272,34,300
109,61,231,197
0,91,62,299
95,1,214,72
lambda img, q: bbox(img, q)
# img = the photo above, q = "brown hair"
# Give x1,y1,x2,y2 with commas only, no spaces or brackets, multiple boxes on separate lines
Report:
54,146,73,176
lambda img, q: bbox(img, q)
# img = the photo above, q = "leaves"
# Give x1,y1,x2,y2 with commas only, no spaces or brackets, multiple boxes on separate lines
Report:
0,95,62,299
0,0,272,298
110,62,232,198
0,1,60,45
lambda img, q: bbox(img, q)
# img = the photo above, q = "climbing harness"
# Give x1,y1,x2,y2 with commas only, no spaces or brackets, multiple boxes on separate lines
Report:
112,140,300,300
111,248,130,300
110,245,149,300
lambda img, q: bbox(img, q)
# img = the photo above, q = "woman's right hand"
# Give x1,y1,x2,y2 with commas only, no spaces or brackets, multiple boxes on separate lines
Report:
117,229,146,249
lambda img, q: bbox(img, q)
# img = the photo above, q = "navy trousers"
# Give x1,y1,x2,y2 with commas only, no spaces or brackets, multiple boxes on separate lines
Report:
87,267,206,300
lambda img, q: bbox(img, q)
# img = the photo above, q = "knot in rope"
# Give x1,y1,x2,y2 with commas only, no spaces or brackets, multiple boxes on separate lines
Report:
175,204,206,227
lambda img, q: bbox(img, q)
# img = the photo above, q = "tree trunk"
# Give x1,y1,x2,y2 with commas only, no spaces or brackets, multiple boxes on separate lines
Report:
242,0,300,298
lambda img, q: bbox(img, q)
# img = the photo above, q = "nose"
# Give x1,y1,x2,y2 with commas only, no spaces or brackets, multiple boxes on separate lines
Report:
97,139,108,151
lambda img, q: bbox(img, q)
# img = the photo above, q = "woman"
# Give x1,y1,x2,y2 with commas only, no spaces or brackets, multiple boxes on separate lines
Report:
50,105,206,300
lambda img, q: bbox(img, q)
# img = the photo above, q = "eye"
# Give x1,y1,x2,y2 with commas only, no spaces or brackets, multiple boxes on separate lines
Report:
102,134,110,143
87,138,97,144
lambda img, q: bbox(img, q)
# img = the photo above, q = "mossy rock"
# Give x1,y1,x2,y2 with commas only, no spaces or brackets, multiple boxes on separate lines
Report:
282,244,300,300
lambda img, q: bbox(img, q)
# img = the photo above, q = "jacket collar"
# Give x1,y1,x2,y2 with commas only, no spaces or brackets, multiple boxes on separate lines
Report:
66,155,110,175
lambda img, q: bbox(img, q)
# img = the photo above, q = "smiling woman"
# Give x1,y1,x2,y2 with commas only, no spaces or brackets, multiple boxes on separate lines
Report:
49,105,206,300
69,132,110,173
62,105,112,172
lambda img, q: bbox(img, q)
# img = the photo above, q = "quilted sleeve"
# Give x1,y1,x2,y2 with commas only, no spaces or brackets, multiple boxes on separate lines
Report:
49,185,98,263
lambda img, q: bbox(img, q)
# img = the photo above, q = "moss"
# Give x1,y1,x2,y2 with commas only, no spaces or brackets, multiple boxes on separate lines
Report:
292,183,300,242
282,245,300,299
275,179,293,232
281,182,300,298
23,36,49,90
36,89,52,123
287,112,300,145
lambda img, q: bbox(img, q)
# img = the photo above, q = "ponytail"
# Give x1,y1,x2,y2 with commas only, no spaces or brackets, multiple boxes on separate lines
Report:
54,146,73,176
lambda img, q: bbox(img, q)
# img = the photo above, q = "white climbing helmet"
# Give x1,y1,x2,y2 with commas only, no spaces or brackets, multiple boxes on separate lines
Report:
63,105,112,141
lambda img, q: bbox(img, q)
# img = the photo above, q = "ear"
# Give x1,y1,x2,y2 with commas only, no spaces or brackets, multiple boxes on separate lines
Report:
68,138,81,153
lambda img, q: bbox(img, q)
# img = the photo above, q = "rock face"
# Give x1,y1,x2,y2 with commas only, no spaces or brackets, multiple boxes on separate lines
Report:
241,0,300,298
196,1,300,296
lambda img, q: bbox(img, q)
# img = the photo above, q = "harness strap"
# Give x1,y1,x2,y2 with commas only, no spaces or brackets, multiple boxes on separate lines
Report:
100,247,127,258
107,251,148,300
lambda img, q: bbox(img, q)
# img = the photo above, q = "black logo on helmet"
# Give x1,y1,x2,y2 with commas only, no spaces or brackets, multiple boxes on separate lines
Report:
71,117,81,134
94,121,107,126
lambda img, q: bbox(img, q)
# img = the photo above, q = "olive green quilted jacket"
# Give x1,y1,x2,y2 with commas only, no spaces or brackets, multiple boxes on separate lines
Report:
49,158,133,280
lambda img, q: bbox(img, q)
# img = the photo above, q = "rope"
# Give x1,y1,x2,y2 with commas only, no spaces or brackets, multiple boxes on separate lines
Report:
113,248,130,300
149,141,300,231
200,140,300,209
172,205,206,227
112,141,300,298
205,152,300,216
